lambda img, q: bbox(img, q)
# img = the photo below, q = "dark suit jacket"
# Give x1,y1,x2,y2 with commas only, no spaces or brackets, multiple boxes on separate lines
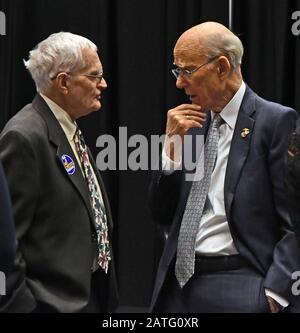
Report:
286,117,300,250
0,162,16,274
149,86,300,311
0,95,118,313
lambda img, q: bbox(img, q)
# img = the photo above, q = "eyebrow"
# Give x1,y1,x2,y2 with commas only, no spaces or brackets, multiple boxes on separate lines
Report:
89,70,103,75
173,63,196,70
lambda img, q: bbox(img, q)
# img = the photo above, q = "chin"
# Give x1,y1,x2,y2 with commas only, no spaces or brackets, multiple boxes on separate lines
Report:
191,97,201,106
91,102,101,111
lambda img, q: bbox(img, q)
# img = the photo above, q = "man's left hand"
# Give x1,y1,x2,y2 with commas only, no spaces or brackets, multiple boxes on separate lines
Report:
267,296,282,313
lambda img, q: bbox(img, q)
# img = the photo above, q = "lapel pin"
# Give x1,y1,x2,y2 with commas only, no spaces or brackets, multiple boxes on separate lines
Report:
241,128,250,139
61,154,75,175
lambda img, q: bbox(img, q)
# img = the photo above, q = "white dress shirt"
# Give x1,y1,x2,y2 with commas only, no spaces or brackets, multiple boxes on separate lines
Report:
194,83,246,256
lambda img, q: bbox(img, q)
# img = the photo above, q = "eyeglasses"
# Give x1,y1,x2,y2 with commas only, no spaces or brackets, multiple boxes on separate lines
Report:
68,72,103,84
51,72,103,83
172,56,219,79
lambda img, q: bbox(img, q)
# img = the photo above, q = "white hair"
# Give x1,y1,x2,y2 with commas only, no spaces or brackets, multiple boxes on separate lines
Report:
24,32,98,93
203,32,244,69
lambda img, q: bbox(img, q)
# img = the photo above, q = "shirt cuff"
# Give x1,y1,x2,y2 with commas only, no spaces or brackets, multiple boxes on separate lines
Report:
265,288,289,308
162,149,182,175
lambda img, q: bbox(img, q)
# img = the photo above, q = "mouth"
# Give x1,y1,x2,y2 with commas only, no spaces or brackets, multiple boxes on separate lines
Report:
96,95,101,101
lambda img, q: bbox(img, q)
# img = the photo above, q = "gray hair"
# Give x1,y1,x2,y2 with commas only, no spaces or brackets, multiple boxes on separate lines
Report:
203,32,244,69
24,32,98,93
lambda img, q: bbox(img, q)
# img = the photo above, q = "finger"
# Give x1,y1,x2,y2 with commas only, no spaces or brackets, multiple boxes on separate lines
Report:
184,115,206,122
173,110,207,118
185,119,205,128
175,104,202,111
187,120,203,129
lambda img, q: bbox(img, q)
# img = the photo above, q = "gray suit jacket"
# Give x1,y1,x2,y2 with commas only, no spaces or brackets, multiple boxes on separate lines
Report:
0,162,15,274
0,95,118,313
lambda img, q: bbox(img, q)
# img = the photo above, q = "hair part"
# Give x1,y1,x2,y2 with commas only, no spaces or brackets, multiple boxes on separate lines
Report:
24,32,98,93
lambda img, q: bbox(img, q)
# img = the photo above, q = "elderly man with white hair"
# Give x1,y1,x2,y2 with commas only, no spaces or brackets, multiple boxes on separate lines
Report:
0,32,118,313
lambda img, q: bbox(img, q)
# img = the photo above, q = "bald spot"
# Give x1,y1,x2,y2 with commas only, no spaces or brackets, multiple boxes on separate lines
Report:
174,22,235,60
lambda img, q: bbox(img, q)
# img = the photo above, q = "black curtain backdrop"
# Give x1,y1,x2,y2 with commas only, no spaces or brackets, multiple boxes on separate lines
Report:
0,0,300,309
233,0,300,110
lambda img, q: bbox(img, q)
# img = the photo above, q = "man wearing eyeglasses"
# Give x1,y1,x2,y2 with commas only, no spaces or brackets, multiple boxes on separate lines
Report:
149,22,300,313
0,32,118,313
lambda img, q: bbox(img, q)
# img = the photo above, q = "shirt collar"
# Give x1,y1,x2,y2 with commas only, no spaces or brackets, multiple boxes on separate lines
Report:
40,93,77,141
211,81,246,129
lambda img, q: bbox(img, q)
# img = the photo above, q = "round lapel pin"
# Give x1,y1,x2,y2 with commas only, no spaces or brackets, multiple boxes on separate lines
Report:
61,154,75,175
241,128,250,138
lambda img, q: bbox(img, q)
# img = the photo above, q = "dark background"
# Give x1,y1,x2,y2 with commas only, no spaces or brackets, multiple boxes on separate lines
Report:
0,0,300,310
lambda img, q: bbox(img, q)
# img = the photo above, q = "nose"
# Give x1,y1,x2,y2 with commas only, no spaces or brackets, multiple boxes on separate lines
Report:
98,77,108,89
176,75,188,89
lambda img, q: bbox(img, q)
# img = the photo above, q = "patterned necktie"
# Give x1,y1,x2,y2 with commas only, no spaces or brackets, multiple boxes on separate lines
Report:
74,127,111,274
175,114,223,288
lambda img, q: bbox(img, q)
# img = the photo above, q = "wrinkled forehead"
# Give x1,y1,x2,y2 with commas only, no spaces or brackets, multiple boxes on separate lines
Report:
173,39,205,66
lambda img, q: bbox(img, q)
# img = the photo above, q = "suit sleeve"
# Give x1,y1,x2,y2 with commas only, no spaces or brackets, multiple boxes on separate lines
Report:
0,130,39,312
0,162,16,274
264,109,300,303
148,156,183,226
285,123,300,251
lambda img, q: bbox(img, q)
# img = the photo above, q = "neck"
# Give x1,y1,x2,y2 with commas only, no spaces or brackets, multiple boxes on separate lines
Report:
41,90,76,121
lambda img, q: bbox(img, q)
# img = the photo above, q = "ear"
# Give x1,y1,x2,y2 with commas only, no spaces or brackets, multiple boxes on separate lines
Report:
55,73,69,95
217,56,231,79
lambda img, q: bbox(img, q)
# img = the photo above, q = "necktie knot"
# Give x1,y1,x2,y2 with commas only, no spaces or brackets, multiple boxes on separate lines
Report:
212,114,223,129
74,126,85,146
74,126,80,139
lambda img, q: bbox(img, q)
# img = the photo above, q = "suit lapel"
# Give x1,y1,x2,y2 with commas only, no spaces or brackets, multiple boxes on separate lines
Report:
224,86,256,218
32,94,96,231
